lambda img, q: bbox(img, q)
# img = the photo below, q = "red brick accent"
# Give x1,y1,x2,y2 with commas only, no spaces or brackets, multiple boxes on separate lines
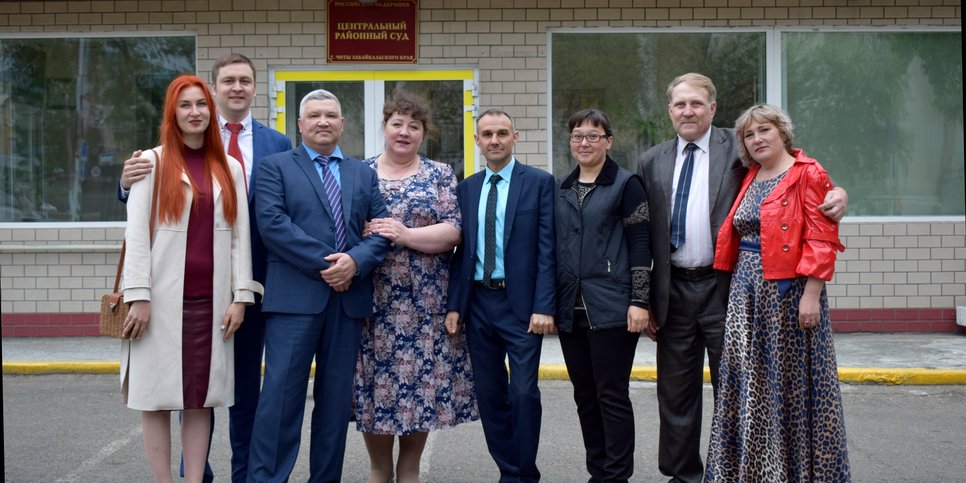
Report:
1,313,100,337
829,308,964,333
844,309,872,321
832,321,861,332
894,308,920,321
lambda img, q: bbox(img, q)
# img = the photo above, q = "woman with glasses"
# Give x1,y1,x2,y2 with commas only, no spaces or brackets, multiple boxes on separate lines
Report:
554,108,654,482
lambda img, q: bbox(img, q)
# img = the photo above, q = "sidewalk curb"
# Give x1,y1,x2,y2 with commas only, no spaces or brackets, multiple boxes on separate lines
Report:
3,361,120,375
6,361,966,385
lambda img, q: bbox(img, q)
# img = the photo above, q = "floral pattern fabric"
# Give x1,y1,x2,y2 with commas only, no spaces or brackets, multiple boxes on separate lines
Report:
353,156,478,435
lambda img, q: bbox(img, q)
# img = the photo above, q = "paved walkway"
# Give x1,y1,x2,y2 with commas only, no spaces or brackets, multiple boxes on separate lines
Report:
4,332,966,383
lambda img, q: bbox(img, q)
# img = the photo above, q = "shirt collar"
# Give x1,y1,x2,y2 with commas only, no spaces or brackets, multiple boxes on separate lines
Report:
677,128,712,156
219,113,252,132
303,144,345,163
484,157,516,184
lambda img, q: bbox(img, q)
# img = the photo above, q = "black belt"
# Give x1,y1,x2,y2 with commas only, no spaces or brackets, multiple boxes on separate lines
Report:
475,279,506,290
670,265,714,281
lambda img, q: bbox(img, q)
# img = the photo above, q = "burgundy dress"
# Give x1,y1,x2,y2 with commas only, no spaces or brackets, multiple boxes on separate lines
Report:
181,147,214,409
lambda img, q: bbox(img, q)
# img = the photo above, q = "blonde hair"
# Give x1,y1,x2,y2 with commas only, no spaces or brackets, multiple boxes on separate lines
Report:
734,104,796,167
666,73,717,104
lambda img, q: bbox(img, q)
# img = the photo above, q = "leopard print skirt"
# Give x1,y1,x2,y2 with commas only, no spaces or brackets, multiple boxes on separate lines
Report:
705,176,850,482
705,250,850,482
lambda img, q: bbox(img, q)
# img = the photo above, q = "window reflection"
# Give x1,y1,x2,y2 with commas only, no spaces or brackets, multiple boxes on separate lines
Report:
385,81,464,179
0,35,195,222
550,31,766,178
784,31,964,216
551,29,964,216
284,80,466,180
286,81,366,160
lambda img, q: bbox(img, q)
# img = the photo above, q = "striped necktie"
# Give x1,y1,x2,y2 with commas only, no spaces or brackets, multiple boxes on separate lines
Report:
315,155,346,252
670,142,698,251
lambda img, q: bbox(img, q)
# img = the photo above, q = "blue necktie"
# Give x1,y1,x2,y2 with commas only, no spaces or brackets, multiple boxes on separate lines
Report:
483,174,502,284
670,143,698,252
315,155,346,252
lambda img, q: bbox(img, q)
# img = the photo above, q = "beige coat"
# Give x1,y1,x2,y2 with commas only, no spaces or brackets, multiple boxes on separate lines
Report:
121,146,262,411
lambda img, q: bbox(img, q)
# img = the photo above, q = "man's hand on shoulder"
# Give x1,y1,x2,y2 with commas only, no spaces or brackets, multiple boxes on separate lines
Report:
818,186,848,222
121,150,154,190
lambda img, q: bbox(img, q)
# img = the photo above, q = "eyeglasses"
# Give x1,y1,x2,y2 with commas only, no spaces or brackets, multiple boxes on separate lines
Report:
570,133,608,143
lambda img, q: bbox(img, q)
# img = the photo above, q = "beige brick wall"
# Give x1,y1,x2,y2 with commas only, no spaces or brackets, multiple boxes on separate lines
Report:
3,221,963,314
831,221,966,309
1,1,963,316
1,1,960,159
0,227,124,314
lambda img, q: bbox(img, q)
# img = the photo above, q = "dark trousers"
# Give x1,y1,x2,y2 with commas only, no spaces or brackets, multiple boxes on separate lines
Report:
559,312,640,483
247,294,362,483
465,285,543,483
656,273,725,483
229,304,267,482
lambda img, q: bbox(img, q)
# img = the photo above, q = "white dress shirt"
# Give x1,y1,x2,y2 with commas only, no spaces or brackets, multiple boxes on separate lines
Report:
669,129,714,268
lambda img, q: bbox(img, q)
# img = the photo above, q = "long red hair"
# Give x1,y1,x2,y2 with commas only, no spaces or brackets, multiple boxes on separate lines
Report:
156,74,238,226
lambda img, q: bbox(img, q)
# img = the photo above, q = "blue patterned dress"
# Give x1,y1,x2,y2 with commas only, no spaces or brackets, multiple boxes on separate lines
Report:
705,173,850,482
352,156,478,435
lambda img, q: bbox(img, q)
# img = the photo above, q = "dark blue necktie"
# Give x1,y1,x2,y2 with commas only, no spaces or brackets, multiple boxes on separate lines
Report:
315,155,346,252
483,174,502,284
670,143,698,252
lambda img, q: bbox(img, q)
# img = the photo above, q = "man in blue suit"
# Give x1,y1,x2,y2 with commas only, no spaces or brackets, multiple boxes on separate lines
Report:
445,109,556,483
248,89,389,482
118,53,291,482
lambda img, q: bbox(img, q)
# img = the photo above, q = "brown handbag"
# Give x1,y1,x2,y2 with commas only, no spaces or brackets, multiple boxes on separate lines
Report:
99,149,161,338
99,244,130,338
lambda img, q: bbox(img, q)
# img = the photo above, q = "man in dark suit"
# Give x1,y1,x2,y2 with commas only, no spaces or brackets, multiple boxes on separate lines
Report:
638,73,847,483
118,53,291,483
444,109,556,483
248,89,389,482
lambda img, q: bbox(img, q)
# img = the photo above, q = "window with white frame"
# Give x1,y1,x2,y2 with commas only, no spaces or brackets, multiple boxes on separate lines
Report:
782,30,963,216
548,28,964,216
549,30,767,178
0,34,195,223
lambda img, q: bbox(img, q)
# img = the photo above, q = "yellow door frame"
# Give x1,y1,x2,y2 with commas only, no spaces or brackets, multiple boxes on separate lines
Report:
271,68,478,177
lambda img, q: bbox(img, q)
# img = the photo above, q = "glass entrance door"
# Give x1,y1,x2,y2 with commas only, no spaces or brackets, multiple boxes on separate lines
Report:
271,68,478,179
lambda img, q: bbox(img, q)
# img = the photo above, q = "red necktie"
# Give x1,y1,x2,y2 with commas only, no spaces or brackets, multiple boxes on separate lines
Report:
226,122,247,193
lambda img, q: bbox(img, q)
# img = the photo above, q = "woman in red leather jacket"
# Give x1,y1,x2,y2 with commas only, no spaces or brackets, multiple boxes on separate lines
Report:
704,104,851,482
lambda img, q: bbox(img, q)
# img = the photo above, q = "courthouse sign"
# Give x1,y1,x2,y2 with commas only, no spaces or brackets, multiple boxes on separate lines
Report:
327,1,418,63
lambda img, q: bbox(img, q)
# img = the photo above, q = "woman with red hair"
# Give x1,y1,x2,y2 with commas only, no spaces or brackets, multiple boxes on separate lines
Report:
120,74,262,482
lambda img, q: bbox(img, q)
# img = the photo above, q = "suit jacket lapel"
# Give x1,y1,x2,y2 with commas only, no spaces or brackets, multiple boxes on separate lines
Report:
707,127,730,214
294,145,335,220
503,163,525,245
339,157,355,220
659,141,678,228
464,172,484,259
249,121,265,200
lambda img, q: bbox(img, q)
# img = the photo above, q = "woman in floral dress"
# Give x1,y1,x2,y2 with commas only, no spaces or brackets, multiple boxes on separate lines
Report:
353,92,477,483
706,104,850,482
